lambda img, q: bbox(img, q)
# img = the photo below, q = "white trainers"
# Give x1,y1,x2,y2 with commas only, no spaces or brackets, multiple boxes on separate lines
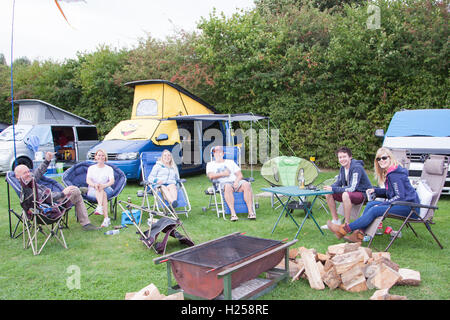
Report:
321,219,342,230
94,206,103,216
101,217,111,228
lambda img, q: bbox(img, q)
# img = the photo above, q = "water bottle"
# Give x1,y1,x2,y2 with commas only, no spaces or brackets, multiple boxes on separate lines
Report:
376,222,383,235
390,230,402,239
298,168,305,189
48,160,56,174
104,230,119,235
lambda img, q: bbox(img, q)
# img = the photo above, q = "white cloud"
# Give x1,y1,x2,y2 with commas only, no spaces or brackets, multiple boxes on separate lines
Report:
0,0,254,63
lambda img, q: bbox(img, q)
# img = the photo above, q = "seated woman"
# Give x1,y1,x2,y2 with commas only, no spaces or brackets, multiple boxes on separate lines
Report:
147,149,180,210
86,149,115,228
327,147,420,243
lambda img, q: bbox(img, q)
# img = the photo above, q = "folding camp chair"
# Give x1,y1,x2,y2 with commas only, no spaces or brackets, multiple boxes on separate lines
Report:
139,151,191,220
62,161,127,220
19,175,72,255
203,146,256,220
367,155,448,251
6,171,70,239
118,200,194,255
261,156,322,215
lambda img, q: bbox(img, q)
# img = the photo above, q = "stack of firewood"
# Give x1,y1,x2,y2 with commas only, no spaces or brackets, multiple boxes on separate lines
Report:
283,242,421,300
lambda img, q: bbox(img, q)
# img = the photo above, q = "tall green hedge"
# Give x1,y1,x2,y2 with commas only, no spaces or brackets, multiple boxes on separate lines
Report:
0,0,448,168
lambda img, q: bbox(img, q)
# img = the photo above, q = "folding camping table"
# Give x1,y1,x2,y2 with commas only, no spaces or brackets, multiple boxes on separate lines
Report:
261,186,333,239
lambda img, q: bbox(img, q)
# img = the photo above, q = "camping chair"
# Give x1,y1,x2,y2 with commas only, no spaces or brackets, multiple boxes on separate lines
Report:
261,156,321,214
6,171,70,239
19,174,72,255
118,200,194,255
62,161,127,220
203,146,256,220
367,155,448,252
139,151,191,220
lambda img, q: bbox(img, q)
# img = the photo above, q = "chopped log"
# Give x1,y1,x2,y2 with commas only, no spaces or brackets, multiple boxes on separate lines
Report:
397,268,421,286
343,242,361,253
289,248,299,260
377,257,399,272
358,247,372,263
317,252,330,263
331,250,364,274
341,265,368,292
162,292,184,300
322,267,341,290
327,243,348,256
316,261,325,278
372,252,391,261
363,262,380,280
299,247,325,290
323,259,334,272
367,263,401,290
370,289,407,300
291,265,305,282
129,283,165,300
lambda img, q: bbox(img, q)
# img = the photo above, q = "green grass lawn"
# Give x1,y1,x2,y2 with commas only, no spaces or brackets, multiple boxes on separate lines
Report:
1,169,449,300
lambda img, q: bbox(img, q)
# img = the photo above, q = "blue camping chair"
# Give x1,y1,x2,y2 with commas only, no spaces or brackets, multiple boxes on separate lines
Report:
203,146,256,220
62,161,127,220
139,151,191,219
6,170,72,240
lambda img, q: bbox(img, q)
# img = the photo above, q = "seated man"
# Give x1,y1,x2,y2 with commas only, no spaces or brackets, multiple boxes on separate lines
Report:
206,146,256,221
322,146,372,229
14,151,99,231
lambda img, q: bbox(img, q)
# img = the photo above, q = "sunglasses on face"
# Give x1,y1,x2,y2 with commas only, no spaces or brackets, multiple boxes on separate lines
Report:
376,156,389,162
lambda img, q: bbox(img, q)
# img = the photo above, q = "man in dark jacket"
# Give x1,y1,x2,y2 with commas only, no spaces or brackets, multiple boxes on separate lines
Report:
14,151,99,231
322,147,372,228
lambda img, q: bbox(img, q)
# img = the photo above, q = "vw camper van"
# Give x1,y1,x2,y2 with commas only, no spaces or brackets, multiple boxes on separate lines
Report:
376,109,450,194
0,99,99,172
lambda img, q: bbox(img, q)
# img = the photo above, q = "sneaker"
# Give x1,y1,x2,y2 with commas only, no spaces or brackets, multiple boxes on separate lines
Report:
101,217,111,228
94,206,103,216
82,223,100,231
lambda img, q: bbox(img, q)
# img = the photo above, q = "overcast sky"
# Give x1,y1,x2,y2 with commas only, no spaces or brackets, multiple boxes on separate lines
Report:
1,0,255,64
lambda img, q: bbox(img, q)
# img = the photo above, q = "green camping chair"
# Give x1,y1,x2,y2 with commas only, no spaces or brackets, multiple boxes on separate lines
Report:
261,156,326,213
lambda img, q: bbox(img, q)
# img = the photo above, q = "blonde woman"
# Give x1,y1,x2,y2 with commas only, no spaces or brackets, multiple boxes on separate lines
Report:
86,149,115,228
147,149,180,209
327,147,419,243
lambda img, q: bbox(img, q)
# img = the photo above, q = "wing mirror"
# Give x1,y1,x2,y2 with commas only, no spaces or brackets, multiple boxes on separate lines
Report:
155,133,169,141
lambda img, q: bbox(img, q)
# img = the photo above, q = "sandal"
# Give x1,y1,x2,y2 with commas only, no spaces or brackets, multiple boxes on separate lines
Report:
230,214,238,222
247,212,256,220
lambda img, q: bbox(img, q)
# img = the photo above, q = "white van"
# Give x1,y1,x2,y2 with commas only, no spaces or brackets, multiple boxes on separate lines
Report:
376,109,450,194
0,99,99,173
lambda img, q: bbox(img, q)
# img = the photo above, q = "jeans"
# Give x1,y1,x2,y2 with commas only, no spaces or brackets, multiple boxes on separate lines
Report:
348,200,418,232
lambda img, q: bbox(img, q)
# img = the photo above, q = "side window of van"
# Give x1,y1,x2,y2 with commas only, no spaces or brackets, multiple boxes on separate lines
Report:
136,99,158,116
76,127,98,141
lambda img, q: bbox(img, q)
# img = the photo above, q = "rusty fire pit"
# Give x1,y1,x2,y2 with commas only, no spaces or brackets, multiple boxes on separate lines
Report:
154,232,298,300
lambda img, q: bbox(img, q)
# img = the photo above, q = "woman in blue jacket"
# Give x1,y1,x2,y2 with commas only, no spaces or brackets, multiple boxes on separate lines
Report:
327,147,420,243
147,149,180,209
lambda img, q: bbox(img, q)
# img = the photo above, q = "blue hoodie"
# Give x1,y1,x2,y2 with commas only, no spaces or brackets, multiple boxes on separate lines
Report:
374,165,420,204
332,159,372,194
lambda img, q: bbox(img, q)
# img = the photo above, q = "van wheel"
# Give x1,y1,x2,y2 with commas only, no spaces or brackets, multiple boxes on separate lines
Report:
12,157,33,171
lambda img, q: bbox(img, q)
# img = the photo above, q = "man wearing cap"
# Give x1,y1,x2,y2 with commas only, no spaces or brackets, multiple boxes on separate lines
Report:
206,146,256,221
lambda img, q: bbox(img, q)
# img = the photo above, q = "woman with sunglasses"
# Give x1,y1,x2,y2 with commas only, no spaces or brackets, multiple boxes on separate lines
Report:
327,147,420,243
